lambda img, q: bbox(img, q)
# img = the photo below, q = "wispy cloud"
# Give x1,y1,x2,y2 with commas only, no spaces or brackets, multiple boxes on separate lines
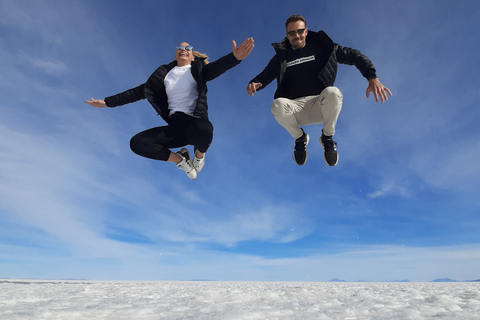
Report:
1,0,480,282
30,58,67,75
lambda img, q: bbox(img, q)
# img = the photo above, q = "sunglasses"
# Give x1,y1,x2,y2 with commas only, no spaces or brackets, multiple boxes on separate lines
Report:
176,45,194,51
287,28,306,37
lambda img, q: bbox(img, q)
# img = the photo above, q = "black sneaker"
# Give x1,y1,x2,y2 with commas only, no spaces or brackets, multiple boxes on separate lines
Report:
293,130,309,166
176,147,191,162
320,131,338,166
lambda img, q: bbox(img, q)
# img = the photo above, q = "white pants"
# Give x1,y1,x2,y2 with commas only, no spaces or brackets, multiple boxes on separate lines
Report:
271,86,343,139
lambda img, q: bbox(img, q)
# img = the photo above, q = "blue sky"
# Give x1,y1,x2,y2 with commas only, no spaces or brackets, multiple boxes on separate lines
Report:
1,0,480,282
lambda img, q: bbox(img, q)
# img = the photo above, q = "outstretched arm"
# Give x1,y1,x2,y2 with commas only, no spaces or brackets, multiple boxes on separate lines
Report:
202,38,254,82
366,78,392,103
245,53,281,97
84,98,107,108
232,37,254,61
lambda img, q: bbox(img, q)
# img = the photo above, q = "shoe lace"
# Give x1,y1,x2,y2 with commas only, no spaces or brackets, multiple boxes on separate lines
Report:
322,138,337,151
295,139,307,151
178,160,193,173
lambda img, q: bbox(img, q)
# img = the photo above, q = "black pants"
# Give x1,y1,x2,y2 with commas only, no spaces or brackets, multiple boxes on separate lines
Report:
130,112,213,161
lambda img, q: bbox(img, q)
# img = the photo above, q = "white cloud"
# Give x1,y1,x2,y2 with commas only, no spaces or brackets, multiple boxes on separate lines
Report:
7,242,477,282
410,138,480,192
1,0,480,283
30,58,67,75
186,204,313,246
367,176,411,199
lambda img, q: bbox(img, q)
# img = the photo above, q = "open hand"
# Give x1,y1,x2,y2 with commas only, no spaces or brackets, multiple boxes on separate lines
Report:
84,98,107,108
232,37,254,61
366,78,392,102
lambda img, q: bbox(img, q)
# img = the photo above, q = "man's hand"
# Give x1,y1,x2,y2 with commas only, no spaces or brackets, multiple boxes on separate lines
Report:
84,98,107,108
366,78,392,102
246,82,262,97
232,37,254,61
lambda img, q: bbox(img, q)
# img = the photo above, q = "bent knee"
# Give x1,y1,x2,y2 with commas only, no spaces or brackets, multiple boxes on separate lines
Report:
271,98,292,115
323,86,343,99
129,136,143,155
192,118,213,135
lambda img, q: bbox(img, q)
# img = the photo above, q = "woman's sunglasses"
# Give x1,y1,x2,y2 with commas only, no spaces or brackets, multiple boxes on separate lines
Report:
176,45,194,51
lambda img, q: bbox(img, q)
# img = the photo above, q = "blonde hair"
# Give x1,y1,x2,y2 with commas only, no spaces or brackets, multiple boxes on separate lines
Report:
193,51,209,64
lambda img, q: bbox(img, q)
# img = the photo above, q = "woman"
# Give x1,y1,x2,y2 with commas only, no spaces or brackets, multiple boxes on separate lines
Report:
85,38,254,180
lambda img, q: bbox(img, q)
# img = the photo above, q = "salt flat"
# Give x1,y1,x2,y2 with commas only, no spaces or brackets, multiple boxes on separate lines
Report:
1,280,479,319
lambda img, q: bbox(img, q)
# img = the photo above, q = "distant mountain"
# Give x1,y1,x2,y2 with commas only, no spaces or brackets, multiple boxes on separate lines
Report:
188,279,215,282
328,278,413,282
431,278,458,282
325,278,480,283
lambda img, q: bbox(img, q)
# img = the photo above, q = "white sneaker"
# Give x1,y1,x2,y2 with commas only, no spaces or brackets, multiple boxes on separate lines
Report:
192,155,205,173
176,149,197,180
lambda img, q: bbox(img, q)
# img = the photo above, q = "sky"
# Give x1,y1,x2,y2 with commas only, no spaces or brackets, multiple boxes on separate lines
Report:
1,0,480,282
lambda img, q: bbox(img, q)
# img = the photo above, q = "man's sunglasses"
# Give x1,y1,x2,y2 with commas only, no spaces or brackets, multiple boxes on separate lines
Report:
287,28,306,37
176,45,194,51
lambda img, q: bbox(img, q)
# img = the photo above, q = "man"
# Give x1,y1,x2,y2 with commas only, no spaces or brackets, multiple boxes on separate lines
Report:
247,15,391,166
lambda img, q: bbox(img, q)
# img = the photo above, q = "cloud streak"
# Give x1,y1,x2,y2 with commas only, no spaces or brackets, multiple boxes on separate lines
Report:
1,0,480,282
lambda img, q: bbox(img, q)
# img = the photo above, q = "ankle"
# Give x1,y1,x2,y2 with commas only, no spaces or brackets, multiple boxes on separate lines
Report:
169,152,183,164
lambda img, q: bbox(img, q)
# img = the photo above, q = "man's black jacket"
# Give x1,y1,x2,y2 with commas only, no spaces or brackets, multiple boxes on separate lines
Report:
249,30,377,99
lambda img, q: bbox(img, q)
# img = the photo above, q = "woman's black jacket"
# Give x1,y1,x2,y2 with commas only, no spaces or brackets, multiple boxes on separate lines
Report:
105,52,241,123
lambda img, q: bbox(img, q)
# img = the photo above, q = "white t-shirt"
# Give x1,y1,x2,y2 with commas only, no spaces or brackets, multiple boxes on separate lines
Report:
164,65,198,116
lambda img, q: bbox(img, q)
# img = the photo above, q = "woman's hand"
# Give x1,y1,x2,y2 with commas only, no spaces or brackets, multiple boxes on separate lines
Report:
84,98,107,108
232,37,254,61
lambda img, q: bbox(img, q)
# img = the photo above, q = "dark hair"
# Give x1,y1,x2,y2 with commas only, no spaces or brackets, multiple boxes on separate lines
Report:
285,14,306,29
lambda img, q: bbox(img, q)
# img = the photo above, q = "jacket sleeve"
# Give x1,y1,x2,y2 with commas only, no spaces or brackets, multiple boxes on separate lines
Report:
202,52,242,82
104,84,146,108
335,44,377,80
248,54,281,92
